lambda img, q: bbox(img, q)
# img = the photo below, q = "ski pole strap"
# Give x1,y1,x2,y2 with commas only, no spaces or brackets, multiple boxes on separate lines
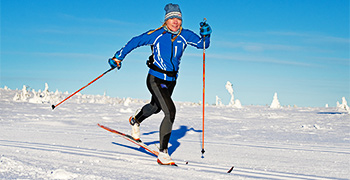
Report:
146,55,178,77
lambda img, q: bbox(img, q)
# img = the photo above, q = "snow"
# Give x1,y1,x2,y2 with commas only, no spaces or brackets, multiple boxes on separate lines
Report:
1,85,349,179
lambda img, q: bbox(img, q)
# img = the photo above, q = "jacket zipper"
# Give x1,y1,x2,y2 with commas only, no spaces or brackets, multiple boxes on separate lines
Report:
170,34,175,72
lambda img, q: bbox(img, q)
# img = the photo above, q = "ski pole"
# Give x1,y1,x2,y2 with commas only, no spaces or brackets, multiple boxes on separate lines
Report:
201,36,206,156
51,68,114,110
201,18,207,157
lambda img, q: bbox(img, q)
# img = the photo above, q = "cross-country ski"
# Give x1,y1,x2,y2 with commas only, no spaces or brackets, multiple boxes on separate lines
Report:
98,124,180,166
98,124,159,156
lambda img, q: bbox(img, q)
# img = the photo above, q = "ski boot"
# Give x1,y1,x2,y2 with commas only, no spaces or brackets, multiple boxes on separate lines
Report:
129,116,140,141
157,149,175,165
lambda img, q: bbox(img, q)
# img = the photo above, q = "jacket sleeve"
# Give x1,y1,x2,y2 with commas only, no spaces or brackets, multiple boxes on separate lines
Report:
114,31,154,60
184,29,210,49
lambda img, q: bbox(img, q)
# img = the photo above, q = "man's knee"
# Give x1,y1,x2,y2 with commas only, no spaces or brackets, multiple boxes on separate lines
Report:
164,108,176,123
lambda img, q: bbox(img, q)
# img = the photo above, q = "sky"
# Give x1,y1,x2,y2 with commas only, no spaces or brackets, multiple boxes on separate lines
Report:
1,0,349,107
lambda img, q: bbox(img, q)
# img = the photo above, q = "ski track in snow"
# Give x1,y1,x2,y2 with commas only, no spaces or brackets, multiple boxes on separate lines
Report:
0,88,349,179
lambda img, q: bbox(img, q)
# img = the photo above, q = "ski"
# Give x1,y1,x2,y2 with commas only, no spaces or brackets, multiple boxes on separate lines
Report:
98,124,178,166
97,124,237,170
98,123,159,156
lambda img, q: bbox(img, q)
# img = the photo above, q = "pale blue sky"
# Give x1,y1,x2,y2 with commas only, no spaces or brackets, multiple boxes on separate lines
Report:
1,0,349,107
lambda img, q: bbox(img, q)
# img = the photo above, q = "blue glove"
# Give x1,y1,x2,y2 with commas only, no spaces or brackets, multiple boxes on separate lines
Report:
200,21,212,37
108,58,122,70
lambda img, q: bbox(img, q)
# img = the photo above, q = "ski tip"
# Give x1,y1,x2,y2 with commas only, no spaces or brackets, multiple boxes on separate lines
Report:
167,162,177,166
51,105,55,110
227,166,234,173
97,123,103,128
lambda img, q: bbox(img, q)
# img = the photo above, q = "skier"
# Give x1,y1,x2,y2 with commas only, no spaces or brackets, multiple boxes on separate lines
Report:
108,3,211,165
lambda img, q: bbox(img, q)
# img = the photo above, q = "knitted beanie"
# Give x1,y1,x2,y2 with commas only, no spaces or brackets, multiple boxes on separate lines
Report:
164,3,182,21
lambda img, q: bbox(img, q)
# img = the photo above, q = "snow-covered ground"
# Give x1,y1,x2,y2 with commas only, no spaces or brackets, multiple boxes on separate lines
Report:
0,86,349,179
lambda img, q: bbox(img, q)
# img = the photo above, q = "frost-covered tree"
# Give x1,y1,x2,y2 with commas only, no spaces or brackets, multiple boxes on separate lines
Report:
215,95,223,106
270,92,281,109
337,97,349,113
225,81,235,106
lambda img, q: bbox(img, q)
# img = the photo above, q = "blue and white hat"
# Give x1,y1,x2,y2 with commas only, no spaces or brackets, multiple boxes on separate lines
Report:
164,3,182,21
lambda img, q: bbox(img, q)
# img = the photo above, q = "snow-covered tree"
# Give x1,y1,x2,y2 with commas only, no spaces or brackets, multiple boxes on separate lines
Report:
215,95,223,106
225,81,243,108
13,85,31,101
225,81,235,106
270,92,281,109
337,97,350,114
234,99,242,108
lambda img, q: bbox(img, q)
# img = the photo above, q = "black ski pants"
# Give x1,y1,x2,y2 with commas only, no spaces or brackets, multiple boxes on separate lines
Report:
135,74,176,151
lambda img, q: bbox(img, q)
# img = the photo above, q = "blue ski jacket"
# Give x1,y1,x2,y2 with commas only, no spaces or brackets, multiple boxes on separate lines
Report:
114,27,210,81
